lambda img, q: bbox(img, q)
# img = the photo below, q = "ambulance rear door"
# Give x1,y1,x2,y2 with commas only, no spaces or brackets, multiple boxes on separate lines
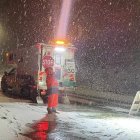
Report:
37,44,54,90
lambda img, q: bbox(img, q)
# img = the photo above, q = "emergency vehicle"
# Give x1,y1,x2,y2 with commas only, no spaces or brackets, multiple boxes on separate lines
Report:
1,40,77,103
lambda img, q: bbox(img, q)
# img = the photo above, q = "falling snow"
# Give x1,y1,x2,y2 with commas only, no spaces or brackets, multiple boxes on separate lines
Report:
0,0,140,96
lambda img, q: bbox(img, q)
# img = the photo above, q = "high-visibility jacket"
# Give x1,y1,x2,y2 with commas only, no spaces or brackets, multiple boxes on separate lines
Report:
46,75,58,108
46,75,58,95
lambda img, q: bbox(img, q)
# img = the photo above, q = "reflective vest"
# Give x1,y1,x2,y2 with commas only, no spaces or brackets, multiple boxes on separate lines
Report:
46,76,58,95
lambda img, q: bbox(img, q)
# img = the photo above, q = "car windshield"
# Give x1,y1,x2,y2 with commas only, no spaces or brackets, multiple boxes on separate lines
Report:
4,64,17,74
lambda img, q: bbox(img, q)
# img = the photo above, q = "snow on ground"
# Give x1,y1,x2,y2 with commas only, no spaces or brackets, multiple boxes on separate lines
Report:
0,103,47,140
56,105,140,140
0,103,140,140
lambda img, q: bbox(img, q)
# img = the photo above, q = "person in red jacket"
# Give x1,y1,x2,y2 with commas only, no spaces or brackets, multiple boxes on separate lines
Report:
45,67,58,114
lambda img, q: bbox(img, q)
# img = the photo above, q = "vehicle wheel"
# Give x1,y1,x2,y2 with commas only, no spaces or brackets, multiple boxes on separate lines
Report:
20,87,30,99
30,90,38,103
1,78,8,93
41,95,48,104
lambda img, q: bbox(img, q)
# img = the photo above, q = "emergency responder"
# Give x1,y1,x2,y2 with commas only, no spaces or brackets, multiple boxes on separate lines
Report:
45,67,58,114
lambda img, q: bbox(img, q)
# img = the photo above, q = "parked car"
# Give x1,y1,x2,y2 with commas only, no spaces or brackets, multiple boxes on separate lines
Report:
1,66,38,103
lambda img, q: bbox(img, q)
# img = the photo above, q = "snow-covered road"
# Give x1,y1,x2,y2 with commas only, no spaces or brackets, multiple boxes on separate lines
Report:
0,102,140,140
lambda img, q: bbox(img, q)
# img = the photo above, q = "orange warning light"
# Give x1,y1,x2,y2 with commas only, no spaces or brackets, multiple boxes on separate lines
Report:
55,40,65,45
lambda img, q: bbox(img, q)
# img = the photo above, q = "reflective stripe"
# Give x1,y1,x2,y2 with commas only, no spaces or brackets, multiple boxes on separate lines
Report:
47,87,58,95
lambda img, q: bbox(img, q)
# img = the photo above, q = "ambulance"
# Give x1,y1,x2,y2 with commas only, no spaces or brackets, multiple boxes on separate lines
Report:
1,40,77,103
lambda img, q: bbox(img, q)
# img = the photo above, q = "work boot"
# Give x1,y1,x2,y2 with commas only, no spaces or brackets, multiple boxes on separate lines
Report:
52,108,57,113
47,108,52,114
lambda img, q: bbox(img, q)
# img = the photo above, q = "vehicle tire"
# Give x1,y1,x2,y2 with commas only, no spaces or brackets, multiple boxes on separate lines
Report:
1,77,8,93
20,87,30,99
30,89,38,103
21,87,38,103
41,95,48,104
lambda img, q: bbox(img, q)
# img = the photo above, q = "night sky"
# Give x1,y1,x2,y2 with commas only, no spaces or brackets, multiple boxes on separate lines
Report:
0,0,140,94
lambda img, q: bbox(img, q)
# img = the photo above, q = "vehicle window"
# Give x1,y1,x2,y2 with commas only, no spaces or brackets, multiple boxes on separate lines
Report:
9,68,16,75
54,54,61,65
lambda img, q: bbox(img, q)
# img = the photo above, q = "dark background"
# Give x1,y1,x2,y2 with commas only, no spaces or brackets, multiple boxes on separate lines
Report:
0,0,140,95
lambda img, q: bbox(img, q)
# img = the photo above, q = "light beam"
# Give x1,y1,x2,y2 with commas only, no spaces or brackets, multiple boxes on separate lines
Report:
56,0,73,39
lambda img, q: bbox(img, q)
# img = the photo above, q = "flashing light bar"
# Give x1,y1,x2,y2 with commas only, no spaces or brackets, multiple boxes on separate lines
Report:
56,40,65,45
